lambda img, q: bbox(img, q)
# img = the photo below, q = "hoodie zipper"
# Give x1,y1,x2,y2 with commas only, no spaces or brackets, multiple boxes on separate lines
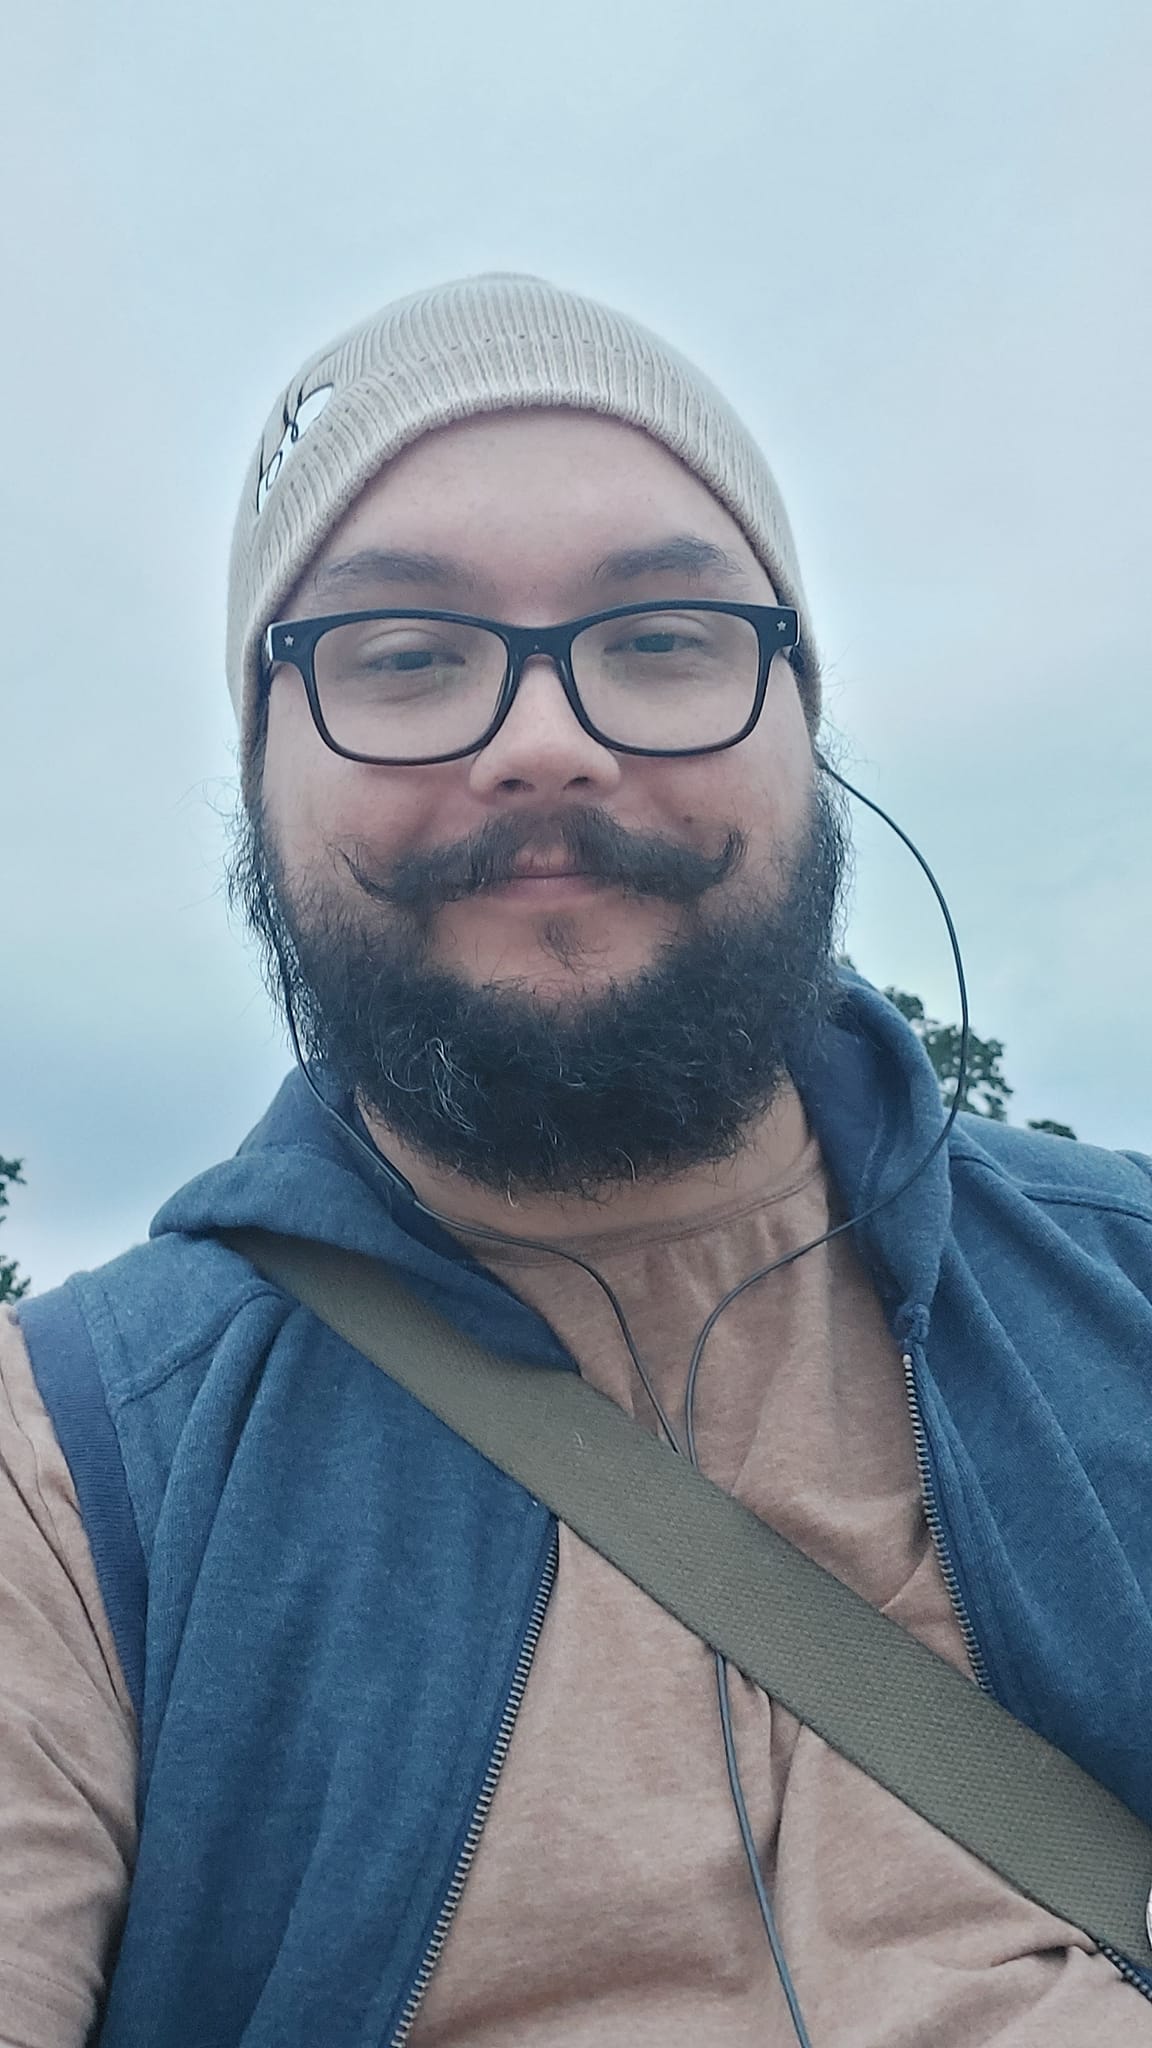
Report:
1099,1945,1152,2004
900,1349,993,1694
388,1533,559,2048
901,1349,1152,2007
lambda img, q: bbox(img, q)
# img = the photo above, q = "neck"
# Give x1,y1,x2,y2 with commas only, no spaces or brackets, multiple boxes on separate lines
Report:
359,1079,812,1247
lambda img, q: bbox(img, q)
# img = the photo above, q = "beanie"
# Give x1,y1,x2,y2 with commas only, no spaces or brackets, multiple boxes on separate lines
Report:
226,273,820,758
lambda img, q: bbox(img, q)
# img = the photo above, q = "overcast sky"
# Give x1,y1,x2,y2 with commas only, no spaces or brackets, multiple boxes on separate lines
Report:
3,0,1149,1293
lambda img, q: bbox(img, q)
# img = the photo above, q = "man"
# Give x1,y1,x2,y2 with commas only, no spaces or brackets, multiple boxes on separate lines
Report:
3,273,1152,2048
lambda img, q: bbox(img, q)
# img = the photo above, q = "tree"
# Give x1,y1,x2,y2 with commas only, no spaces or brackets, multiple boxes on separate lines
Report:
881,988,1016,1121
840,961,1077,1139
888,993,1077,1139
0,1157,29,1304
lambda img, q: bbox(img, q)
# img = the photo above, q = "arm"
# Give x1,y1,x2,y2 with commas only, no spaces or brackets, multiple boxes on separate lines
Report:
0,1312,137,2048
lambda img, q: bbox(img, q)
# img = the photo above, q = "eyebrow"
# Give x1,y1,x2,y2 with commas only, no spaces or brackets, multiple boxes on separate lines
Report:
589,535,748,585
309,548,480,597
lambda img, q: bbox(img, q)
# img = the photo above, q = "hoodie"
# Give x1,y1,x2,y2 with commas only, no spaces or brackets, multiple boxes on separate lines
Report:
18,974,1152,2043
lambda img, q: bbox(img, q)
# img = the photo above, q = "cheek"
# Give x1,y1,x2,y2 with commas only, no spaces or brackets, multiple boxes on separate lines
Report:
733,665,814,836
261,681,429,872
661,669,812,847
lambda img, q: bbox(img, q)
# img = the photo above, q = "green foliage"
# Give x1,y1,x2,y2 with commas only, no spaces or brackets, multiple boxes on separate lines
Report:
0,1157,29,1305
840,960,1077,1139
880,987,1015,1121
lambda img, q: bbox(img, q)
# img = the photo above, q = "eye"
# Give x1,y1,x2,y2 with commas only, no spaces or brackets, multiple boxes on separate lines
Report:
622,631,688,653
388,650,436,671
357,642,466,674
605,627,706,657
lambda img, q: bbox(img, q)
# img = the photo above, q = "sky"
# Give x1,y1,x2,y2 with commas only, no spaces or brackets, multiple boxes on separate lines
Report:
3,0,1149,1293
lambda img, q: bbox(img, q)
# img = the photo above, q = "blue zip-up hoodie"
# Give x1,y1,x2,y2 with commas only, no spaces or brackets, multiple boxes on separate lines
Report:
18,973,1152,2045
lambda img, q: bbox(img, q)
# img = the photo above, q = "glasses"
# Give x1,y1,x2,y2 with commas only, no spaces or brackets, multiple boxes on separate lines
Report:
264,601,800,766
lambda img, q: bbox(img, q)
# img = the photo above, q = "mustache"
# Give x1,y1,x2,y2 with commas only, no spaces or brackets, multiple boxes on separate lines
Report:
344,809,748,915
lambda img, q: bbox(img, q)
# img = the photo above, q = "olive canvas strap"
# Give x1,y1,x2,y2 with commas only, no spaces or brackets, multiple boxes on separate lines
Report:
221,1224,1152,1972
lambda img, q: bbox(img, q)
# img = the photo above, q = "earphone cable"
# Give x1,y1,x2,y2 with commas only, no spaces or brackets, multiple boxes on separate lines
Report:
271,759,968,2048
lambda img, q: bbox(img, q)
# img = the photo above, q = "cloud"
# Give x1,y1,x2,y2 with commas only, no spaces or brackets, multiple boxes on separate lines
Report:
4,0,1149,1288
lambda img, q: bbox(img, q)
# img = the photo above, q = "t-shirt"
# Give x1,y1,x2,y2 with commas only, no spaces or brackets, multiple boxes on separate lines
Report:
0,1094,1148,2045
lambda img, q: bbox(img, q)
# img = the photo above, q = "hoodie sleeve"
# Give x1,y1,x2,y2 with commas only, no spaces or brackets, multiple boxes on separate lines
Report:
0,1311,136,2048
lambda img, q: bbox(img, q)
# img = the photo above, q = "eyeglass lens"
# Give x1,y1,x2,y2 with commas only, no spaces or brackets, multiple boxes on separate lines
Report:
311,609,764,759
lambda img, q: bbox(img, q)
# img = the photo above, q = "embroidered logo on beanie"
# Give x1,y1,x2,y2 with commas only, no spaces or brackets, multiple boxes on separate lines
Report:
255,383,336,516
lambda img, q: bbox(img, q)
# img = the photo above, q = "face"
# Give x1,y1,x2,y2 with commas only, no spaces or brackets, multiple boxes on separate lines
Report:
261,410,815,999
239,410,850,1198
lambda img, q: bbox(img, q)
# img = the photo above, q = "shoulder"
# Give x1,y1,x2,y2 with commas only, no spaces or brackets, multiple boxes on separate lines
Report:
0,1305,135,1718
946,1117,1152,1304
949,1115,1152,1219
0,1309,137,2039
13,1233,302,1726
20,1229,293,1411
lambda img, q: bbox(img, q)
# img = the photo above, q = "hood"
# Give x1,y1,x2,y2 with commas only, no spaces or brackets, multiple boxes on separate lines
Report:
151,970,953,1349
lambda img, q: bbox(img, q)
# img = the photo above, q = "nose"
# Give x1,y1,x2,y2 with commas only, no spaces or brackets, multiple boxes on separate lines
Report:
465,654,623,803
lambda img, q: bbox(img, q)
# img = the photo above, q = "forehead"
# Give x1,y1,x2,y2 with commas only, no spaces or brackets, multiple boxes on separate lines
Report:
301,408,770,603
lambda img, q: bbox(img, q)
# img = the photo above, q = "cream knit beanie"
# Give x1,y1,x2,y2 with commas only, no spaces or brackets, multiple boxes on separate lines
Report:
227,273,820,757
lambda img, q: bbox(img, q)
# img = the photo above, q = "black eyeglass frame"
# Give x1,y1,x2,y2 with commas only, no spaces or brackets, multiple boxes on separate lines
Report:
264,600,801,766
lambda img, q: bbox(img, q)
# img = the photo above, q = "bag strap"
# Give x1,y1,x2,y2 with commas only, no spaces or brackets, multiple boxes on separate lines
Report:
222,1224,1152,1972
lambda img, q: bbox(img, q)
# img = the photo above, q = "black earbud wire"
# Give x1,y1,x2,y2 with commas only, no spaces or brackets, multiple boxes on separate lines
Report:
275,760,969,2048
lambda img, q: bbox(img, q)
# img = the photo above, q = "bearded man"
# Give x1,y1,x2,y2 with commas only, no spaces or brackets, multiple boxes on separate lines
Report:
3,275,1152,2048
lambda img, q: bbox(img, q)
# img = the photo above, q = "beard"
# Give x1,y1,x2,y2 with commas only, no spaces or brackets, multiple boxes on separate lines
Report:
229,772,853,1202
